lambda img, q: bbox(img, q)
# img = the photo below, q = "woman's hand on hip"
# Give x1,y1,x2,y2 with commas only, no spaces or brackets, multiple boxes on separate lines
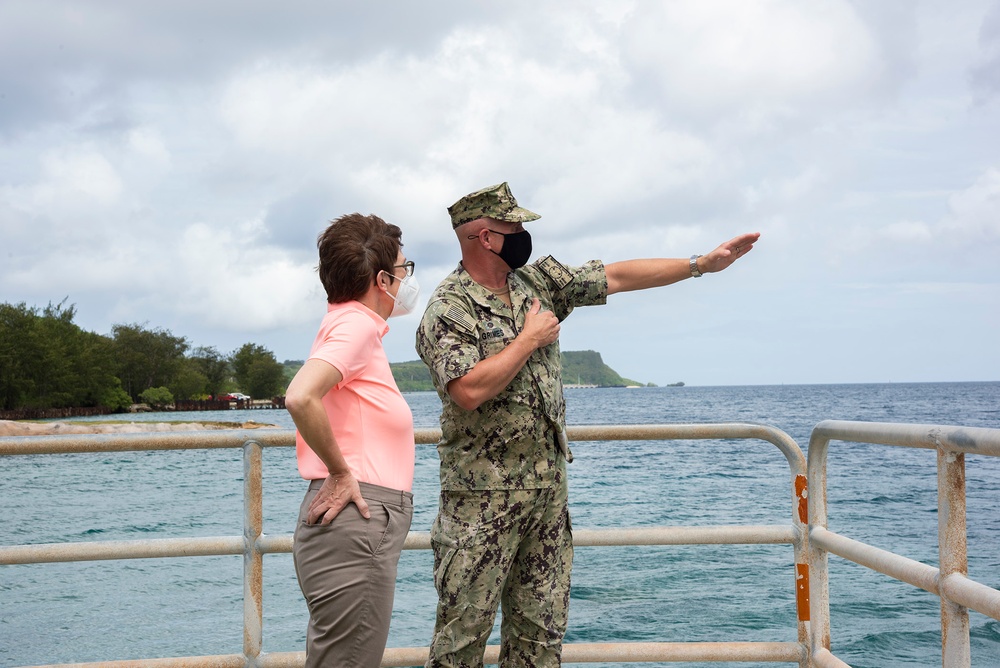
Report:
307,472,371,525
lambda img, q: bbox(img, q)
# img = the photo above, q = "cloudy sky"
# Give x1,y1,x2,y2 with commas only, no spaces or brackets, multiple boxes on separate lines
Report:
2,1,998,387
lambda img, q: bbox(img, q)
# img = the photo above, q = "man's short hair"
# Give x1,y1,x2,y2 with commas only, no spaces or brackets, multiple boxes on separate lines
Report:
317,213,403,303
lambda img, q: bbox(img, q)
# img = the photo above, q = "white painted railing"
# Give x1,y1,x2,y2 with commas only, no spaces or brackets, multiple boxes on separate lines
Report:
3,420,999,667
805,421,1000,668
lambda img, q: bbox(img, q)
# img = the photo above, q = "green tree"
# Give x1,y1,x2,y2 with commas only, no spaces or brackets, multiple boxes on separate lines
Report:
111,323,188,400
0,302,40,410
139,386,174,409
0,300,127,411
190,346,230,398
169,358,209,400
97,381,134,412
282,359,304,387
230,343,285,399
65,326,123,408
390,360,434,392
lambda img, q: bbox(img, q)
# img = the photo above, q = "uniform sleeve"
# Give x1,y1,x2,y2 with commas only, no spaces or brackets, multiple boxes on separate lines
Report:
532,257,608,322
309,311,378,388
416,298,481,392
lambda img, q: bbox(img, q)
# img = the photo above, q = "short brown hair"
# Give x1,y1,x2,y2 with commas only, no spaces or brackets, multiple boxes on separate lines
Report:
317,213,403,303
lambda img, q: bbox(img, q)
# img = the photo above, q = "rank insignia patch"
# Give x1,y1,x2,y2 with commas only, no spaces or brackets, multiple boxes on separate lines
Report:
535,255,574,290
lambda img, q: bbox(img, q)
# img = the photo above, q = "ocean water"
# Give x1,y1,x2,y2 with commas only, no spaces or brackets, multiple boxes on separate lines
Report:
1,382,999,667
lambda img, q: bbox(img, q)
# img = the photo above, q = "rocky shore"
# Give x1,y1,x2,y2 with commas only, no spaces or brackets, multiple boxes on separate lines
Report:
0,419,279,437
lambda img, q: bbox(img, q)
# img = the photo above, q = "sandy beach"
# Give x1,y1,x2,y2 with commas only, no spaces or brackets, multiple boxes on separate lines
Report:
0,419,279,437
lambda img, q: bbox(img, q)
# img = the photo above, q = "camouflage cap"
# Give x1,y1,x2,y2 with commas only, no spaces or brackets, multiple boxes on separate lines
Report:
447,182,541,229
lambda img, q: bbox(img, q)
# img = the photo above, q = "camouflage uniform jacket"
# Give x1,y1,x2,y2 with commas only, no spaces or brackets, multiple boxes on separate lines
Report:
416,255,608,490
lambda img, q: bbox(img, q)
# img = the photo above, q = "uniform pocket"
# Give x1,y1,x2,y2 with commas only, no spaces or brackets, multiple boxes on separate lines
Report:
430,513,485,594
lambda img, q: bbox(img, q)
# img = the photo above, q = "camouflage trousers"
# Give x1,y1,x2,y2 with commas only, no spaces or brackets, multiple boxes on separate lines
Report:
425,483,572,668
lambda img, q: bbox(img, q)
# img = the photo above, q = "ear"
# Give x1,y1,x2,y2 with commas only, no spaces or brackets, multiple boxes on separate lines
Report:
376,270,392,292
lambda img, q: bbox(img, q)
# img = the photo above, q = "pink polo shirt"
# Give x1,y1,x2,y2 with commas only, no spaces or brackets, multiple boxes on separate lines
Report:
295,301,415,492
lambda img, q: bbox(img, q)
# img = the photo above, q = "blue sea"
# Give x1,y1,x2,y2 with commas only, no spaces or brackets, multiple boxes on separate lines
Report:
2,382,1000,667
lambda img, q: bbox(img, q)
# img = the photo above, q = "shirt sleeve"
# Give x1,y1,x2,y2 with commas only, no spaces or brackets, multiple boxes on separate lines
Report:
309,311,378,388
533,258,608,322
416,297,481,391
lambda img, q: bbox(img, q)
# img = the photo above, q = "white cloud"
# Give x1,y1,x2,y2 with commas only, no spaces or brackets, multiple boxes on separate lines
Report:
14,146,123,212
171,222,321,331
943,167,1000,241
877,220,935,243
620,0,885,119
1,0,998,380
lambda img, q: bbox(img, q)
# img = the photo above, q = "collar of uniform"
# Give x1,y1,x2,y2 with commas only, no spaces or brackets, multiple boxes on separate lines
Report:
327,300,389,338
456,263,527,313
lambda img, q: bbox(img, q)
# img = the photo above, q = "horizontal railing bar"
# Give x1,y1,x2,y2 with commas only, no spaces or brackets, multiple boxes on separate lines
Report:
811,420,1000,456
2,423,810,668
0,430,295,455
12,641,806,668
0,537,245,565
19,654,246,668
562,640,805,663
811,647,852,668
572,525,796,546
264,525,796,554
259,640,806,667
810,527,940,595
940,572,1000,620
257,534,294,554
568,423,786,442
1,423,801,456
3,525,798,565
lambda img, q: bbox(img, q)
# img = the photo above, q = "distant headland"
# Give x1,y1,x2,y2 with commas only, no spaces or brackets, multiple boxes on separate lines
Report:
391,350,661,392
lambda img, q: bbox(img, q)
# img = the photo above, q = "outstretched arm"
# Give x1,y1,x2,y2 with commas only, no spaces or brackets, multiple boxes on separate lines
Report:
605,232,760,295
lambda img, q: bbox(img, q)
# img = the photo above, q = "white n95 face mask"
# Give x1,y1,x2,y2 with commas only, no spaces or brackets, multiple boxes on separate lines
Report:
386,273,420,318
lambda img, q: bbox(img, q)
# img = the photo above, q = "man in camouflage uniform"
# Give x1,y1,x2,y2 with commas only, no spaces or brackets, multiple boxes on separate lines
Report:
416,182,760,668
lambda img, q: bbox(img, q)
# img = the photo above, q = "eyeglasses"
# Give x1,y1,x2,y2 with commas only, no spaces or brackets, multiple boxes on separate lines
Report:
393,260,415,277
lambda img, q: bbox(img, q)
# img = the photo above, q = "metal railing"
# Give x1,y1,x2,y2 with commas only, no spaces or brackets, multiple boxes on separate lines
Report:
1,423,809,667
805,421,1000,668
3,421,999,666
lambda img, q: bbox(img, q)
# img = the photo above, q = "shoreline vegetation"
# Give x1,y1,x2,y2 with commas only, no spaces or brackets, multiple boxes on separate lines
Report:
1,301,665,421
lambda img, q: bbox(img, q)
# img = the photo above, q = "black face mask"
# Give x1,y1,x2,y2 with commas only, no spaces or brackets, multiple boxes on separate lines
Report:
488,229,532,269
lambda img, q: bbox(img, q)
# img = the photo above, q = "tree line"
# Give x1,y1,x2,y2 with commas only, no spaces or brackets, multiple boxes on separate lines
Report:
0,300,290,412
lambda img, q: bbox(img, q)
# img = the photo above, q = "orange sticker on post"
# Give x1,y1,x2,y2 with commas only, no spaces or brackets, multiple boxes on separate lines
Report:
796,563,810,621
795,474,808,524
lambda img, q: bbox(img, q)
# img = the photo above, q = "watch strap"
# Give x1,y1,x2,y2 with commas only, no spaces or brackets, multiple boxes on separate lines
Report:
689,254,703,278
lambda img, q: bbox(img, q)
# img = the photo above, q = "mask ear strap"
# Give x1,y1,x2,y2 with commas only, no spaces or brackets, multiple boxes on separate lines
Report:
467,229,495,249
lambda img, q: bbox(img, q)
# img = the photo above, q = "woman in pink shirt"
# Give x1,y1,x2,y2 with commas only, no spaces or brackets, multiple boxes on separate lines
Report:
285,213,420,668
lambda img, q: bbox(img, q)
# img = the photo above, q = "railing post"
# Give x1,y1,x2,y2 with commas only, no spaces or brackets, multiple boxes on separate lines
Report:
792,472,811,668
806,430,833,663
244,439,264,667
937,447,970,667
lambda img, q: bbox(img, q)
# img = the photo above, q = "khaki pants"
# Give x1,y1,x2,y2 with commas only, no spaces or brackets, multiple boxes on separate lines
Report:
426,483,573,668
293,479,414,668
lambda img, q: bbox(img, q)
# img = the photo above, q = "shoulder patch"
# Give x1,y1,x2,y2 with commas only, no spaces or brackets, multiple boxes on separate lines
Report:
535,255,574,290
441,304,479,334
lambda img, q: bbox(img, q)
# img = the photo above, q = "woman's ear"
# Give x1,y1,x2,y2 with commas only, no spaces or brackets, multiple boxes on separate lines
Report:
377,270,394,292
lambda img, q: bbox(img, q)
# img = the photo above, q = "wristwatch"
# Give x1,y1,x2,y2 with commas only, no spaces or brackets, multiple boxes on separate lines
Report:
689,254,703,278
